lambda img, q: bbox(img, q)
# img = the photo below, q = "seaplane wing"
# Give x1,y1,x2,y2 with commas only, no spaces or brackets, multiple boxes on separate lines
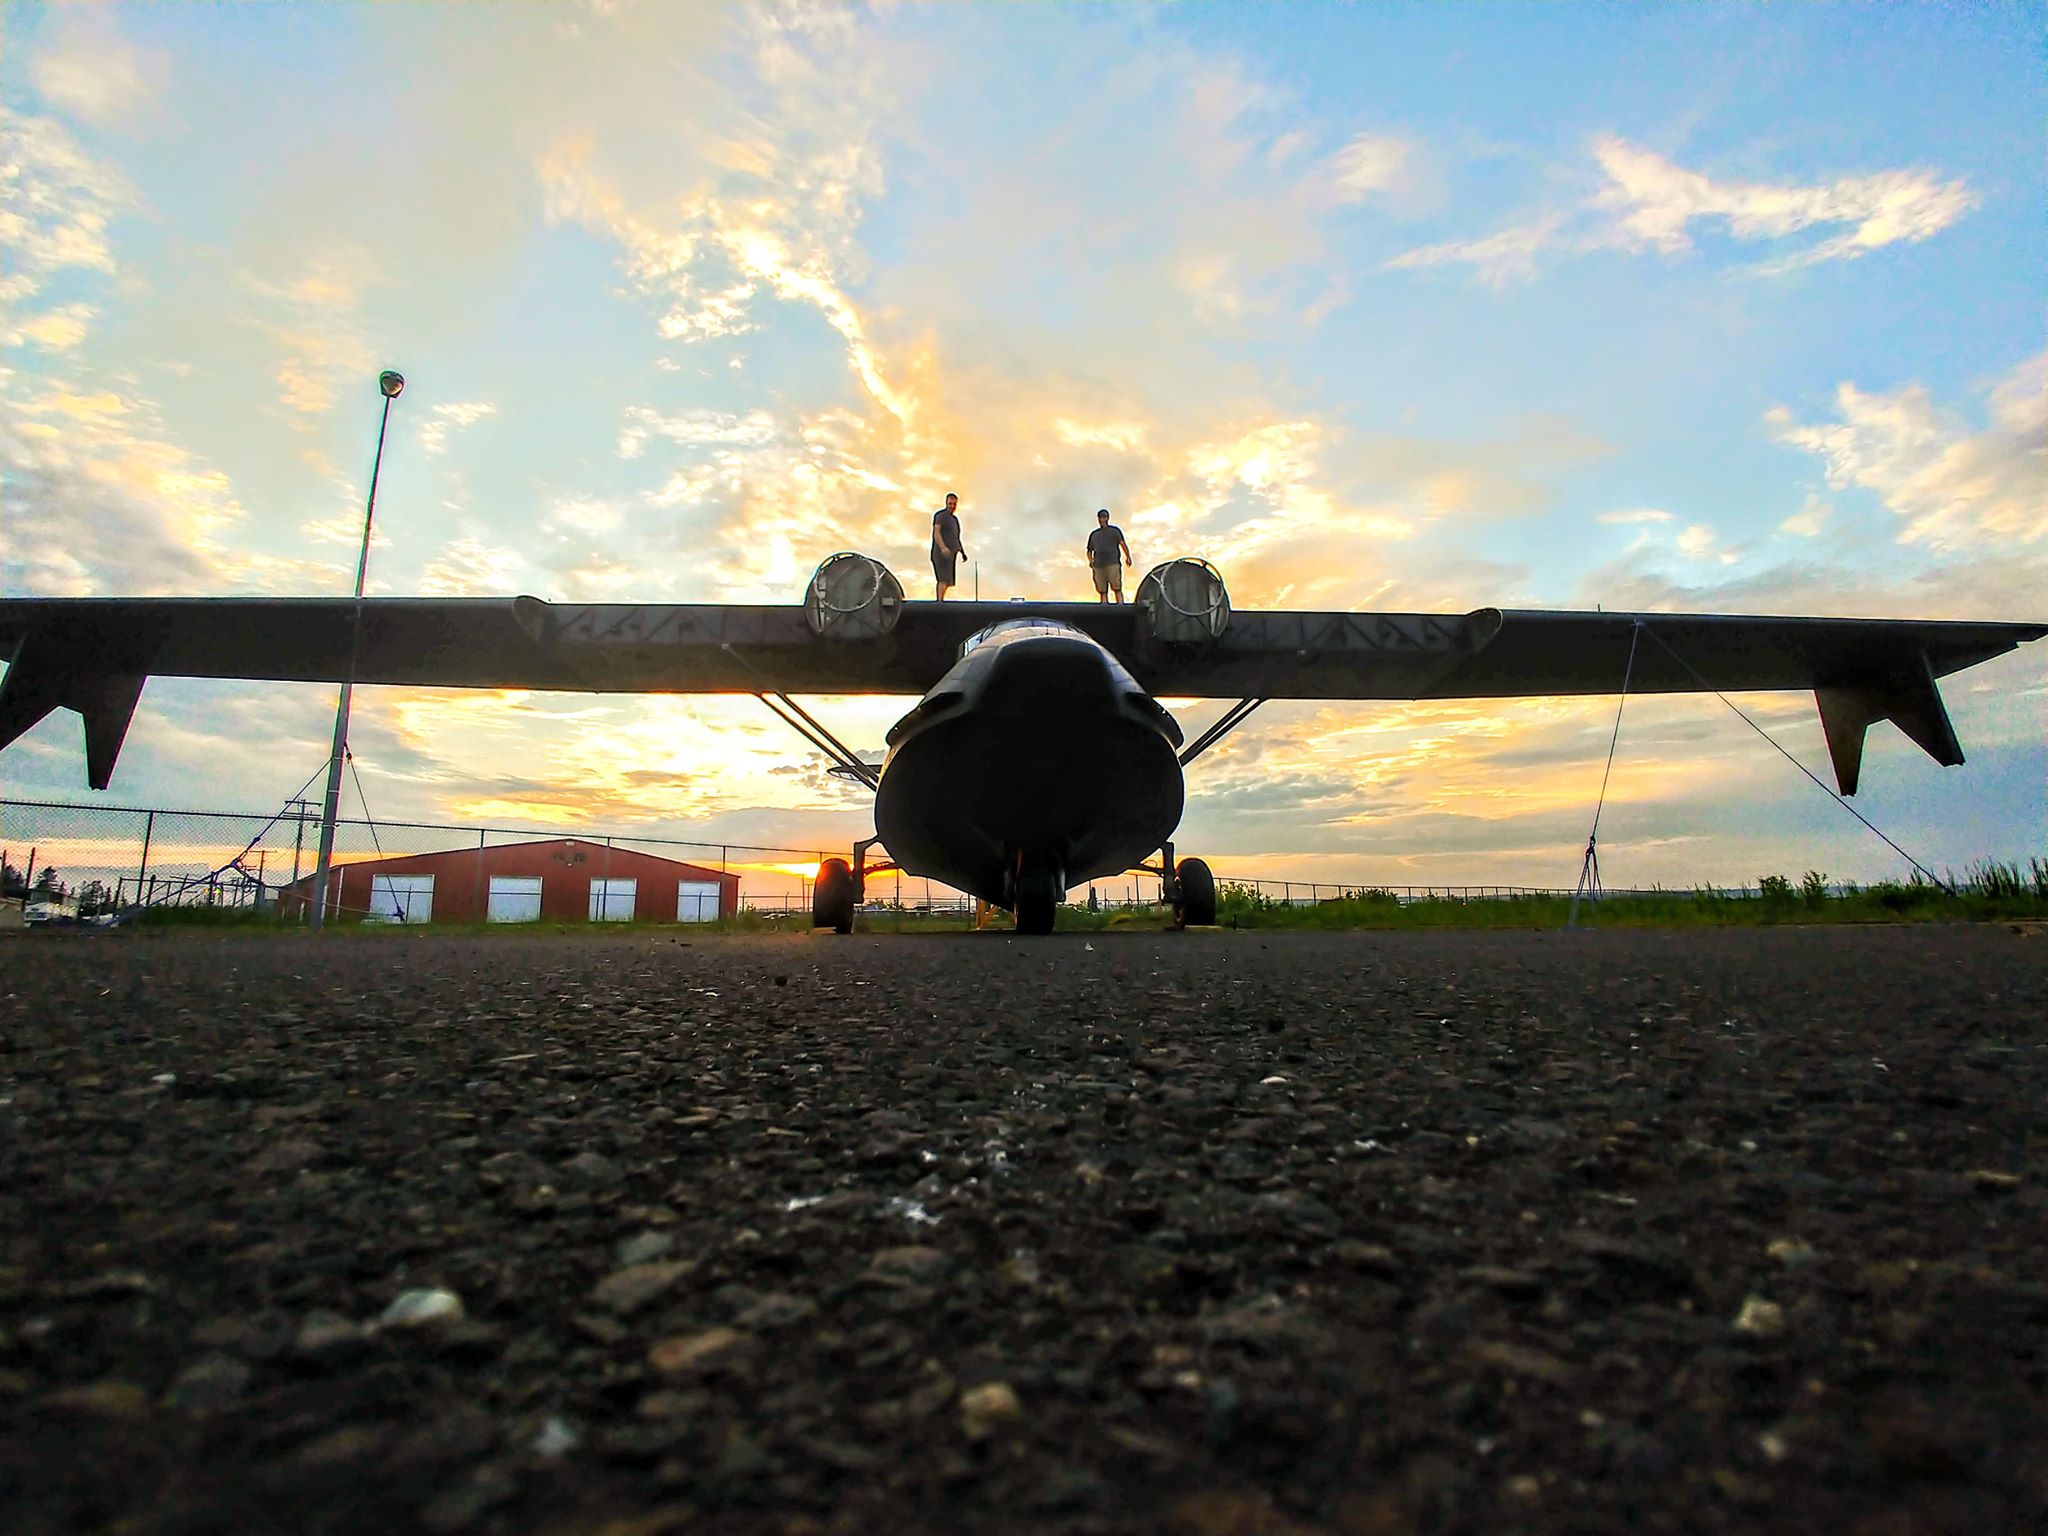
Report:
2,570,2042,794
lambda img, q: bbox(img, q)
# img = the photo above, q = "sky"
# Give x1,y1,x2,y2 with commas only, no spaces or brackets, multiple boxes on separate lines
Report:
1,0,2043,902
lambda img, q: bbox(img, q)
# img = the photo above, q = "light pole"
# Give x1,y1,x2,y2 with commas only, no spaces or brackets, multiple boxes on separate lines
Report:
308,369,404,932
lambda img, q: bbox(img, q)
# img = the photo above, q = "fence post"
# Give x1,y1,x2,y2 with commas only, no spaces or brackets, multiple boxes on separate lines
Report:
473,830,487,924
136,811,155,905
600,835,614,922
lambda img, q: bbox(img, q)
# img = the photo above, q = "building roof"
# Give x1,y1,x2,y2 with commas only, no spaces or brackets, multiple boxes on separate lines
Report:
288,836,738,888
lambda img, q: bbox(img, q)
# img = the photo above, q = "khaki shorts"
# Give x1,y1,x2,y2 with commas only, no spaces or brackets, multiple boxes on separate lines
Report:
1092,563,1122,594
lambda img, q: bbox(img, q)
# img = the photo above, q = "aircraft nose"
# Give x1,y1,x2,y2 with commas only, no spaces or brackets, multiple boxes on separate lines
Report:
980,634,1119,709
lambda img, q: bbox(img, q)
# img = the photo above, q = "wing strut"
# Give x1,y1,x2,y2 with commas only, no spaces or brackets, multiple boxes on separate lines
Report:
1179,697,1267,767
754,693,880,792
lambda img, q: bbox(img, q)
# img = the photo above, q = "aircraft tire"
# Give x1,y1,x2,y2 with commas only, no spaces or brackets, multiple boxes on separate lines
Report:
1014,873,1058,936
814,857,857,934
1175,857,1216,927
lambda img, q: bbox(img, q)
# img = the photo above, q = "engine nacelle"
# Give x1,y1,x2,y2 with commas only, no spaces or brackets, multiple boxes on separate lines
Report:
1135,558,1231,652
804,553,904,640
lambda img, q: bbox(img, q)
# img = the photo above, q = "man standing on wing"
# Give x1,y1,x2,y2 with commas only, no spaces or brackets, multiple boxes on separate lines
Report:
1086,508,1133,604
931,492,966,601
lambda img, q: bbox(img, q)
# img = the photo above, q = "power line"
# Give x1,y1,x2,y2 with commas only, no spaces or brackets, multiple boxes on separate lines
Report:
1635,622,1956,896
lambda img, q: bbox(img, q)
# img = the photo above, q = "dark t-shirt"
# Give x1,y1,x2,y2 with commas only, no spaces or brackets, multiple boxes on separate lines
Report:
1086,525,1126,566
932,508,964,559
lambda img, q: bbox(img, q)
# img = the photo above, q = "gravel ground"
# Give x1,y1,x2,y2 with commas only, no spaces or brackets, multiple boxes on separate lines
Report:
1,925,2043,1536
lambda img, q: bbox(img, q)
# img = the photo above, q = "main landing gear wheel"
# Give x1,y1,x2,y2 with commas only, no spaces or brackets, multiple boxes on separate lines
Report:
1174,856,1216,927
1013,870,1061,936
813,857,856,934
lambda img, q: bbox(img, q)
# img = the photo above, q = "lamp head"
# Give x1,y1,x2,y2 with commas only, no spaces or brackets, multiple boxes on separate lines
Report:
379,370,405,399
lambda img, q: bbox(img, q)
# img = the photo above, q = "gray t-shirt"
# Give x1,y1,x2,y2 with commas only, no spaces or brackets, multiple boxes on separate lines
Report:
1086,525,1126,567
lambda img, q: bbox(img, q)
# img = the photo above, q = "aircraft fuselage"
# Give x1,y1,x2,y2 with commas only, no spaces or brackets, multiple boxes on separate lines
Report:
872,618,1184,906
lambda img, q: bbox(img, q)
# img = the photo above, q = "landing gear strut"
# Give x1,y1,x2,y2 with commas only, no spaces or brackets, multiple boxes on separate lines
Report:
812,837,895,934
1141,840,1217,928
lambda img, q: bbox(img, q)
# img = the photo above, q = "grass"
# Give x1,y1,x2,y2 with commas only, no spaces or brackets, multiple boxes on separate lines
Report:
1208,857,2048,931
66,857,2048,934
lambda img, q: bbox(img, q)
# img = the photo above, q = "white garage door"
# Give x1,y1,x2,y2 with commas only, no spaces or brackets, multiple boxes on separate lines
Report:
589,877,636,921
487,876,543,923
367,874,433,924
677,880,721,923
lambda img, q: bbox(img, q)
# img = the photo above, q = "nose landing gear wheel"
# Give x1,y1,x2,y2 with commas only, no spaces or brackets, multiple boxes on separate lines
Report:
813,857,857,934
1013,869,1061,935
1174,856,1216,927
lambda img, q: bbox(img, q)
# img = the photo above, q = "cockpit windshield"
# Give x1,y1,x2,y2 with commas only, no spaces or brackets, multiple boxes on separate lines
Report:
959,615,1087,659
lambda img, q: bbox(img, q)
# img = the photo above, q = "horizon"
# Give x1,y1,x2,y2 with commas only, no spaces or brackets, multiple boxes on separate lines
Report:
1,1,2042,902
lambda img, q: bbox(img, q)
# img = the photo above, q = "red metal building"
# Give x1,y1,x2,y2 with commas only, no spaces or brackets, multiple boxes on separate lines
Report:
281,837,739,925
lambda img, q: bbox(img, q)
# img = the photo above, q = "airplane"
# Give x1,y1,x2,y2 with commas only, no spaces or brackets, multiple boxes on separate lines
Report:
1,553,2041,933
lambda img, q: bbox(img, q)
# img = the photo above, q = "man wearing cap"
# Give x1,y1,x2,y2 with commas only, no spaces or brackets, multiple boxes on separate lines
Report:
930,492,966,600
1085,508,1133,604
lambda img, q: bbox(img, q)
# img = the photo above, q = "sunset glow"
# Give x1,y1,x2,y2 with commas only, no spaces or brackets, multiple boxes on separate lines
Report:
2,3,2040,904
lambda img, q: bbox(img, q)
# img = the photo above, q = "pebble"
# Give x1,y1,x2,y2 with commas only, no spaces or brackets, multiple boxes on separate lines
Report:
1468,1339,1577,1387
868,1245,954,1283
246,1139,322,1175
648,1327,752,1376
44,1380,149,1417
378,1288,465,1330
532,1414,581,1458
292,1310,370,1361
1332,1240,1401,1275
561,1151,623,1187
1733,1296,1786,1338
164,1353,253,1411
590,1260,694,1314
614,1229,677,1267
1766,1238,1819,1266
959,1380,1022,1439
1967,1169,2020,1192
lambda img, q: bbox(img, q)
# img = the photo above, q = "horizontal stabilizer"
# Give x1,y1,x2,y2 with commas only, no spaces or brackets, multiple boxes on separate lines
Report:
0,639,148,790
1814,649,1963,797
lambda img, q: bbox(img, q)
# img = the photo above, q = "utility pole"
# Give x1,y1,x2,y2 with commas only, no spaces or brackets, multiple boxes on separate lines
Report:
309,371,405,932
286,797,312,917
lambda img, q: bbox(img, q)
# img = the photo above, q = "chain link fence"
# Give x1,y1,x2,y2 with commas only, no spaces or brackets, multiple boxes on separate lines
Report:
3,795,1644,925
0,798,838,920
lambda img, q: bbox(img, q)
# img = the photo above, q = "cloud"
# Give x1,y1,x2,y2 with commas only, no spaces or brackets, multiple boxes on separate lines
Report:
0,121,342,597
616,407,780,461
1766,352,2046,551
1778,494,1830,538
1590,135,1976,268
1386,216,1561,289
0,115,129,318
28,8,169,130
1598,507,1674,526
417,401,498,456
419,536,527,595
3,303,94,352
1391,136,1974,286
1676,523,1740,564
3,371,344,595
1326,134,1414,204
241,256,377,421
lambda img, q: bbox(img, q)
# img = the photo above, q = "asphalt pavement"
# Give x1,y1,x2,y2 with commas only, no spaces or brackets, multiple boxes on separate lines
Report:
1,925,2043,1535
